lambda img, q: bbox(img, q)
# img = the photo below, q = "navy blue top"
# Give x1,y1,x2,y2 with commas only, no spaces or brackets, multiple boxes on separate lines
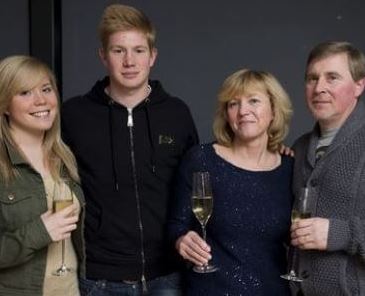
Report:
169,143,293,296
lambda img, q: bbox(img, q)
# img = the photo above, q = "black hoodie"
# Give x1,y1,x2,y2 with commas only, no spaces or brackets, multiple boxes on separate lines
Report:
61,77,199,281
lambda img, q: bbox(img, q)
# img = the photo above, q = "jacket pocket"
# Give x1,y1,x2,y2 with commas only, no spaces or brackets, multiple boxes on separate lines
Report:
0,191,39,228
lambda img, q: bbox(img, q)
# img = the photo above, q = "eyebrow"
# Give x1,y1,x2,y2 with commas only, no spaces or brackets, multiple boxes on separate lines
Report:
41,82,52,87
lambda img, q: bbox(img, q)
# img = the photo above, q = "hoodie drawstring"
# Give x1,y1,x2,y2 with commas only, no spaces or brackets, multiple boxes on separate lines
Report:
144,97,156,174
108,101,119,191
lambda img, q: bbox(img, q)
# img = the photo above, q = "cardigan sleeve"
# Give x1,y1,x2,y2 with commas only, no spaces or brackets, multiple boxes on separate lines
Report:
327,165,365,263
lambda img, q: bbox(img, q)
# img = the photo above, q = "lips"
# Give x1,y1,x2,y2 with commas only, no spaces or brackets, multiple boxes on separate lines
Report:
312,100,330,106
122,72,139,79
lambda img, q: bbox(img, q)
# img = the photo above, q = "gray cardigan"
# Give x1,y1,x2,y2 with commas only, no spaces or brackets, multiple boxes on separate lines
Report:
292,99,365,296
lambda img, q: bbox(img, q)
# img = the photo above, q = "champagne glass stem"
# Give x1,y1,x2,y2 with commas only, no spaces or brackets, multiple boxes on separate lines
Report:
201,224,208,271
287,246,298,274
201,224,207,242
61,239,66,266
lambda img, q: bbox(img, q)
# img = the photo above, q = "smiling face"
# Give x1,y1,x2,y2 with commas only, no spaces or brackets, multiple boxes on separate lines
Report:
226,89,274,144
305,53,365,130
99,30,157,94
7,77,58,138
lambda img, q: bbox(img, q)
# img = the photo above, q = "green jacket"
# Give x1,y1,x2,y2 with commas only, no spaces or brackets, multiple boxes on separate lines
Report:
0,144,85,295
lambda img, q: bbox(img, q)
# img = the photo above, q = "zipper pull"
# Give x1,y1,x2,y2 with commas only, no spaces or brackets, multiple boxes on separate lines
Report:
127,108,133,127
141,274,148,294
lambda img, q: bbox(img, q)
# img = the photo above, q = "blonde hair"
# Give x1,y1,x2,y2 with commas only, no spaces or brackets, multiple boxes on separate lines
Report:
98,4,156,51
213,69,293,152
0,55,79,184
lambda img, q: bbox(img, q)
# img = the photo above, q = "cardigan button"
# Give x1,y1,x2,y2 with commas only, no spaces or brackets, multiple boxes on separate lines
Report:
310,179,318,187
8,194,15,201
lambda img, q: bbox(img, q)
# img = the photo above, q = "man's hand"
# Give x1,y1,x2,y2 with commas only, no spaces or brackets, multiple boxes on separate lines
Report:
291,217,329,250
280,144,294,157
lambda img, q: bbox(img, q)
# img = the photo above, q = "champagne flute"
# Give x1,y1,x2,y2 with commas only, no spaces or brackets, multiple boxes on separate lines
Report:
52,179,74,276
191,171,218,273
281,187,311,282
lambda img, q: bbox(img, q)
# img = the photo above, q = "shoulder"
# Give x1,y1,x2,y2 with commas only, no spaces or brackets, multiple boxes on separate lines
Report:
182,143,213,163
280,154,294,170
62,95,89,115
292,132,312,153
149,80,193,113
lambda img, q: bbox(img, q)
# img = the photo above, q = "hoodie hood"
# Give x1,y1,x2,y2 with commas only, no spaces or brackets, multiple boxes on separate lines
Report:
86,76,170,108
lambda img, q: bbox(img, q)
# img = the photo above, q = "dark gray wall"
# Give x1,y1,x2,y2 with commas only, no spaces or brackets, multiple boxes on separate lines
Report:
0,0,29,57
2,1,365,144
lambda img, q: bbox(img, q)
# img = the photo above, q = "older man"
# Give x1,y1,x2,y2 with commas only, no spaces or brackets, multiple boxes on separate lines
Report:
291,41,365,296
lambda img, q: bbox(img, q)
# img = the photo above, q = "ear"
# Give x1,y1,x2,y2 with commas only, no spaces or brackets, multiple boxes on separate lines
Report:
149,47,158,67
98,48,108,68
355,78,365,98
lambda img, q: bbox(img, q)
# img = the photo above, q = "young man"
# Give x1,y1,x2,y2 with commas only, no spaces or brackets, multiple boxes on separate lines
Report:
291,41,365,296
61,4,198,295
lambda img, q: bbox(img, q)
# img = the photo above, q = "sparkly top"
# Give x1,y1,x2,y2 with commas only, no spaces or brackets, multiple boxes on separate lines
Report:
169,143,293,296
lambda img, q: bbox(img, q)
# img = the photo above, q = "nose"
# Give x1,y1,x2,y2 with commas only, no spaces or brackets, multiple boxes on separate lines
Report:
123,51,135,67
238,101,251,115
313,77,327,94
34,90,47,105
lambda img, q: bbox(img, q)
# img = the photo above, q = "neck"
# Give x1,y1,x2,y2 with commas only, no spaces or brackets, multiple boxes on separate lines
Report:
229,136,278,170
106,82,151,108
10,128,44,149
232,141,267,163
10,129,49,177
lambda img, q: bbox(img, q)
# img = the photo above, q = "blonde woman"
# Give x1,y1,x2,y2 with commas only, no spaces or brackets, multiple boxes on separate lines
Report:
0,55,84,295
169,69,293,295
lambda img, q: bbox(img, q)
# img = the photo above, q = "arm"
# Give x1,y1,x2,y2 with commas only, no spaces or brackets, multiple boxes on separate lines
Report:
0,205,78,269
0,217,51,268
291,166,365,261
168,145,211,266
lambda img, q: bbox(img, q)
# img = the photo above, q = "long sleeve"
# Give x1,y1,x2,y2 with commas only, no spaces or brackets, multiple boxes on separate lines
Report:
0,217,51,268
327,168,365,262
168,145,203,244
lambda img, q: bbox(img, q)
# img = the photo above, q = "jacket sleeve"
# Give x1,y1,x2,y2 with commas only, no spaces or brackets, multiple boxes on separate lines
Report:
0,216,52,268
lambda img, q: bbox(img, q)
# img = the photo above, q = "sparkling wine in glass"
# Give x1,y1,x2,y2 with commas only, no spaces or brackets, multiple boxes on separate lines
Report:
52,179,74,276
281,187,311,282
191,171,218,273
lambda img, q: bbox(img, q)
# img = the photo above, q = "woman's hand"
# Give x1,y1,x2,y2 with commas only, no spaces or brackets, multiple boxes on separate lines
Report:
41,204,79,242
175,231,211,266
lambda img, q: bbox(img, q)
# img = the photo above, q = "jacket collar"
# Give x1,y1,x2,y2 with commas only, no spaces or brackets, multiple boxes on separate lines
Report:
5,142,28,166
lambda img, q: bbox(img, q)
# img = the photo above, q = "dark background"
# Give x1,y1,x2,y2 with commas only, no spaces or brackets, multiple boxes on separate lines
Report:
1,0,365,144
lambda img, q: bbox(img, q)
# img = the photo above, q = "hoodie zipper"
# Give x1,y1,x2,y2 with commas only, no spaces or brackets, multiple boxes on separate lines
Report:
127,107,148,294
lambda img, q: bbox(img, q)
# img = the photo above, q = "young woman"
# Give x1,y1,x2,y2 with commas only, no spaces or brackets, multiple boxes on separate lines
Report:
0,55,84,295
